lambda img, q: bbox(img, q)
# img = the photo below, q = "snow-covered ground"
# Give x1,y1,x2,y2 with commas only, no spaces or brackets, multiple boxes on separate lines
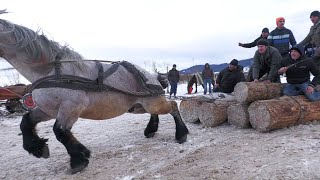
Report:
1,82,320,179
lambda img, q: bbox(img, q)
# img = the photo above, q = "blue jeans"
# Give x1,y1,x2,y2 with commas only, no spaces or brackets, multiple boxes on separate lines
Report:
203,78,212,94
283,81,320,101
170,82,178,96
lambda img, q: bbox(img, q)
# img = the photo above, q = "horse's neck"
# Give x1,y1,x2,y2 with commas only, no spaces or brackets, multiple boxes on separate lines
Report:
2,55,49,83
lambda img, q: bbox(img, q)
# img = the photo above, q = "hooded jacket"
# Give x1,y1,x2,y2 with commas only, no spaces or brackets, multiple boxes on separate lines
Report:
216,66,246,93
280,47,320,87
202,63,214,79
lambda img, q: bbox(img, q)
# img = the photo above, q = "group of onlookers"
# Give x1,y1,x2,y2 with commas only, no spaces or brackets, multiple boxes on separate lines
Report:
169,10,320,101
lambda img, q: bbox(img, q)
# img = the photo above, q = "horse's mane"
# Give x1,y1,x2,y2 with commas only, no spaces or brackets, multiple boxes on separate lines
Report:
0,9,86,71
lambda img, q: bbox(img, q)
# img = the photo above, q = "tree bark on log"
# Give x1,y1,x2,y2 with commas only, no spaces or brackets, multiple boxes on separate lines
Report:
227,102,251,128
179,94,236,127
198,99,237,127
234,82,284,103
248,95,320,132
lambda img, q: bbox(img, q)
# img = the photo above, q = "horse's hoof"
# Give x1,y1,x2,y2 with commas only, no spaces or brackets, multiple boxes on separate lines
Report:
176,134,187,144
42,144,50,158
145,132,155,138
71,158,89,174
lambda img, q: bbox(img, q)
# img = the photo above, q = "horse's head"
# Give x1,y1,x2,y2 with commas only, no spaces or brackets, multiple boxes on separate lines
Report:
0,10,85,81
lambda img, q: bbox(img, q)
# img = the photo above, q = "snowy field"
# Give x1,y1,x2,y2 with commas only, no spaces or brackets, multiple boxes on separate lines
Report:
1,82,320,179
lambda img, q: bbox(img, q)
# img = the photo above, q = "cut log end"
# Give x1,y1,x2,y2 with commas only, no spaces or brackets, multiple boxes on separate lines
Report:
227,103,251,128
179,100,200,123
248,102,271,132
234,82,249,103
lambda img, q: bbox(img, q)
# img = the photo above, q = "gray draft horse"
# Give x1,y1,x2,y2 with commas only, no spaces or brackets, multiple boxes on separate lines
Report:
0,11,188,173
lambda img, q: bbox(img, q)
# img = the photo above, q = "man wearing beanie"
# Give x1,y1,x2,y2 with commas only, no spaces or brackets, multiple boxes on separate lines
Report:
251,39,282,83
213,59,245,93
278,45,320,101
267,17,296,58
298,10,320,65
239,27,269,48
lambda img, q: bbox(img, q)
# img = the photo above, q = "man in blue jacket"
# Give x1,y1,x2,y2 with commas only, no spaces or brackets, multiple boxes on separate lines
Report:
268,17,296,58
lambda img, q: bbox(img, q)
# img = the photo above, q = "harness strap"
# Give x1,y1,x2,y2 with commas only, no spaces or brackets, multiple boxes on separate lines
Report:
30,61,164,96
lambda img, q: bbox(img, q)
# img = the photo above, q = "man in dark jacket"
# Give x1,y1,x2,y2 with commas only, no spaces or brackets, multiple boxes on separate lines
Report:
168,64,180,98
298,10,320,65
213,59,246,93
239,28,269,81
202,63,214,94
251,39,282,83
278,45,320,101
239,27,269,48
267,17,296,58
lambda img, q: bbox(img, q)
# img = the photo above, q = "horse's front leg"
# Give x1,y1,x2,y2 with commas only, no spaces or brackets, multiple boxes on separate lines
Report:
53,106,90,174
144,114,159,138
20,108,52,158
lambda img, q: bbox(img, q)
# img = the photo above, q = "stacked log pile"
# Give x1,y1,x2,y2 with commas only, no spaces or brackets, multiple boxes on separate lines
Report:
249,95,320,132
227,82,284,128
180,81,320,132
180,95,236,127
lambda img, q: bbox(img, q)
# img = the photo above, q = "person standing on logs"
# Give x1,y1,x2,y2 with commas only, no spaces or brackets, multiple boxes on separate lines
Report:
278,45,320,101
297,10,320,66
251,39,282,83
168,64,180,99
202,63,214,95
267,17,297,58
213,59,246,93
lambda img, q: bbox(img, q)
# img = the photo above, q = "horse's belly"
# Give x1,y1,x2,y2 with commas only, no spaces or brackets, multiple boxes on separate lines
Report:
32,89,136,120
80,92,136,120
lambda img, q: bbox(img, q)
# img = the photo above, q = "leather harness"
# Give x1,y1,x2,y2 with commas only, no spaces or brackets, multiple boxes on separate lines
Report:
29,60,164,96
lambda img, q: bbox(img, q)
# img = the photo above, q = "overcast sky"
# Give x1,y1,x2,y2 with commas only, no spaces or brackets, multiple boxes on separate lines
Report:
1,0,319,72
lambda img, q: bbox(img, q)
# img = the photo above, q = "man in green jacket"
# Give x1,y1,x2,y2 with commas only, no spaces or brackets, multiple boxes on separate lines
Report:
298,10,320,65
251,39,282,83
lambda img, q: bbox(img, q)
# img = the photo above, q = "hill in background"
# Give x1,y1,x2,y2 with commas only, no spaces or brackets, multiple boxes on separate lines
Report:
180,58,252,75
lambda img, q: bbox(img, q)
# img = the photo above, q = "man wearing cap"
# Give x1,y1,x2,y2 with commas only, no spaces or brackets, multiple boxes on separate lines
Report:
251,39,282,83
239,28,270,48
168,64,180,98
278,45,320,101
268,17,296,58
298,10,320,65
213,59,246,93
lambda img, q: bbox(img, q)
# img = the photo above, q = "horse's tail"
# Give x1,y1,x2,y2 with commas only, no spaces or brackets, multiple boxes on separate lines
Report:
156,73,169,89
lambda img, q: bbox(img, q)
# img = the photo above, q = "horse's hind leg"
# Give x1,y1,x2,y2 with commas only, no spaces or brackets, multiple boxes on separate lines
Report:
20,108,52,158
142,97,189,143
53,108,90,174
144,114,159,138
169,100,189,143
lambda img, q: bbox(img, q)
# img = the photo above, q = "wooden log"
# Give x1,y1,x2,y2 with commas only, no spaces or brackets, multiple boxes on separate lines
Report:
234,82,284,103
180,99,201,123
227,102,251,128
180,95,224,123
248,95,320,132
198,97,237,127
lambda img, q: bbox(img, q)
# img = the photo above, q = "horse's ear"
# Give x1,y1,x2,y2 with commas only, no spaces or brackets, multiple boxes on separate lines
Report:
157,73,169,89
0,9,8,15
